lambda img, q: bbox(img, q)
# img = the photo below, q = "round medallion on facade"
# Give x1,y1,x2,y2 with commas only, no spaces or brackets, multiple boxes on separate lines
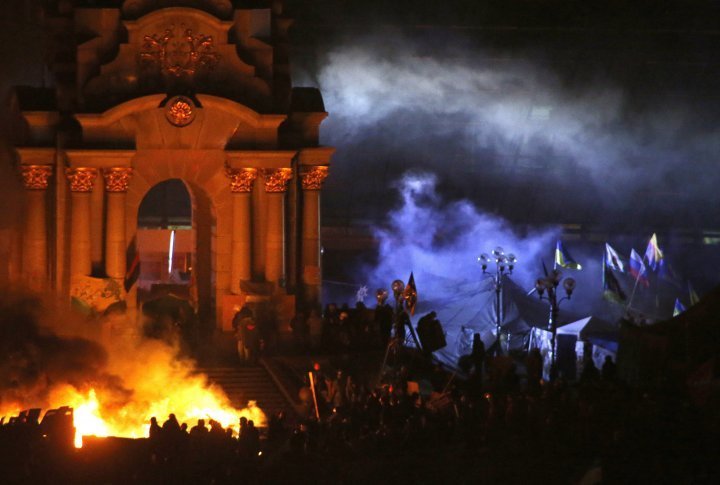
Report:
165,96,196,127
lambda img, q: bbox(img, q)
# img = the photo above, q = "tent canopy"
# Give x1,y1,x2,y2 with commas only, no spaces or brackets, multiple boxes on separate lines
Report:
419,275,579,367
558,315,619,352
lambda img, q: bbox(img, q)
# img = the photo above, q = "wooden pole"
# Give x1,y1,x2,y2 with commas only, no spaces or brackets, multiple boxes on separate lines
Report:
308,371,320,420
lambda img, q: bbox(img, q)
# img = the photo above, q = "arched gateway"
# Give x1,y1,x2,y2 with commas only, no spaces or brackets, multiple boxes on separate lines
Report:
10,1,333,331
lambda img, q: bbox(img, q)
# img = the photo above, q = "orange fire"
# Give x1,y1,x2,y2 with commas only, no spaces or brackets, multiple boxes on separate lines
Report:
3,380,265,449
0,301,267,448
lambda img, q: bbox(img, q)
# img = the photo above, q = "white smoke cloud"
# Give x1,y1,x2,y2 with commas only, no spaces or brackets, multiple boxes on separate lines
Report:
363,172,559,292
314,31,720,204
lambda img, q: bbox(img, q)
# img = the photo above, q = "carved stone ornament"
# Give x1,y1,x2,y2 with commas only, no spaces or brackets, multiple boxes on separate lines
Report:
301,166,330,190
165,96,196,127
20,165,53,190
103,167,134,193
139,25,220,77
263,168,293,193
225,167,257,193
65,168,98,193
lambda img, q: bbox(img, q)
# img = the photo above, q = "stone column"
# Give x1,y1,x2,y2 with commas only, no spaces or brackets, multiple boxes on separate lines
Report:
20,165,53,290
103,167,133,281
263,168,293,284
225,167,257,294
300,166,329,305
66,168,98,279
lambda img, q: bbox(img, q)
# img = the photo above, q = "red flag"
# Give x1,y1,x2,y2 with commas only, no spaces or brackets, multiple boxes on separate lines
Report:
403,272,417,316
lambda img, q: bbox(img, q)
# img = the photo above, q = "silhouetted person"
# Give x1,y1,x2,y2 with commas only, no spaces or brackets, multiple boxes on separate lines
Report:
246,420,260,458
602,355,617,381
580,359,600,383
374,301,393,347
149,416,162,441
240,311,260,365
471,333,486,375
189,419,208,439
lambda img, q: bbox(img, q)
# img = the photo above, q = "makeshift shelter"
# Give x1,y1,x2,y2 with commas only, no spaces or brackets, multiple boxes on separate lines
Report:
556,316,620,379
423,275,578,369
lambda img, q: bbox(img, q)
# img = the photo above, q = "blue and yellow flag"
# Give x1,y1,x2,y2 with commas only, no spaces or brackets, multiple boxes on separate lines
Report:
673,298,687,317
555,240,582,270
644,233,664,271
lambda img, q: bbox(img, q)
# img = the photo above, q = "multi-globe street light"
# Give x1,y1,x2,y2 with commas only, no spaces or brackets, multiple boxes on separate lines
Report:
478,247,517,356
534,269,576,380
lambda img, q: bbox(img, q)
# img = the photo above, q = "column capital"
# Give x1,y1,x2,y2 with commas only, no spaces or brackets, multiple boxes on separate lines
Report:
301,166,329,190
225,167,258,193
65,167,98,192
20,164,54,190
103,167,134,192
263,168,293,193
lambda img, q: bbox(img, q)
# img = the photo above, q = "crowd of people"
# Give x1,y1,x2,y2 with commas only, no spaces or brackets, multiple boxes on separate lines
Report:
2,299,718,483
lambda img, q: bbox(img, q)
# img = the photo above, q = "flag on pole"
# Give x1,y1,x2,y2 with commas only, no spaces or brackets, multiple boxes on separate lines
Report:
688,281,700,306
124,235,140,292
629,249,649,287
605,243,625,272
602,254,627,303
404,272,417,316
644,233,664,271
673,298,687,317
555,240,582,270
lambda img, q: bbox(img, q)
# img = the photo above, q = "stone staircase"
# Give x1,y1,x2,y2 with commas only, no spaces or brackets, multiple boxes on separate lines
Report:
196,364,296,416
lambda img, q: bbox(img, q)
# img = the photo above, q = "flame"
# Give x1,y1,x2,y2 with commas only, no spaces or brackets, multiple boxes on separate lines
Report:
3,375,266,449
49,382,266,448
0,308,267,448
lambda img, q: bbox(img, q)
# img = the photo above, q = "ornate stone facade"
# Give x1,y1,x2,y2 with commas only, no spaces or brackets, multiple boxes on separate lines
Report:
301,166,330,190
263,168,293,193
65,168,98,192
20,165,53,190
11,1,334,331
165,96,196,127
103,167,134,192
225,167,257,193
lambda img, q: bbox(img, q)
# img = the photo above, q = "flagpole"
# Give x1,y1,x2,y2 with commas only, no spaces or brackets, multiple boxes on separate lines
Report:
625,254,649,313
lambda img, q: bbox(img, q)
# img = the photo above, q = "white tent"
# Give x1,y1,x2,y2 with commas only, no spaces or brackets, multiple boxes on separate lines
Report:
557,316,619,353
420,275,578,368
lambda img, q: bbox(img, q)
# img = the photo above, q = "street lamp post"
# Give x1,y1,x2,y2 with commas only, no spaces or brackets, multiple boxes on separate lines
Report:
478,247,517,356
534,270,576,380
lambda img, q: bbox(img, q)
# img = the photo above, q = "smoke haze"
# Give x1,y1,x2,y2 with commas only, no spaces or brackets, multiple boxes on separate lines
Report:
309,30,720,227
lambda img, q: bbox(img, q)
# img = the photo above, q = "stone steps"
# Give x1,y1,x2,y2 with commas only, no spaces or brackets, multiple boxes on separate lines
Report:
196,365,293,417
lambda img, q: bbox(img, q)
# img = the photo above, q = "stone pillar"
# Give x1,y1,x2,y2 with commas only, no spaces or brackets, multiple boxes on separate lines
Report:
300,166,329,305
20,165,53,291
263,168,293,284
66,168,98,279
225,167,257,294
103,167,133,281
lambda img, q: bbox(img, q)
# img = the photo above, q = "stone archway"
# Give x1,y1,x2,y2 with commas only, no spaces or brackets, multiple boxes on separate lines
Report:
125,151,229,326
